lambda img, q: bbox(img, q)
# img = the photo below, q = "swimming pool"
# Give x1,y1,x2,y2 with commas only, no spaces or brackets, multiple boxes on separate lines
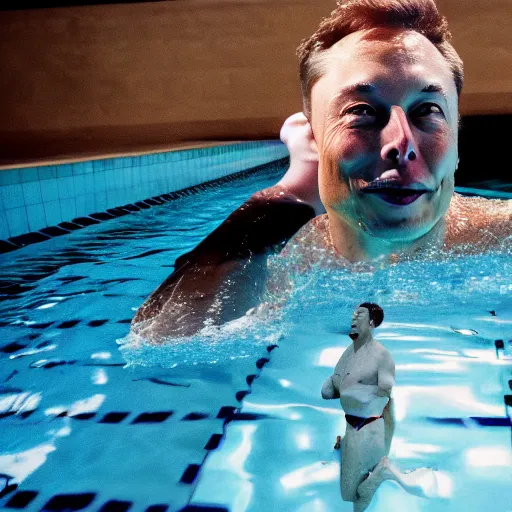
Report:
1,158,511,512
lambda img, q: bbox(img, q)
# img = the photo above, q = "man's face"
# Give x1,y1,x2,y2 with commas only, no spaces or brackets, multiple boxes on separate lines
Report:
349,306,372,340
310,28,459,242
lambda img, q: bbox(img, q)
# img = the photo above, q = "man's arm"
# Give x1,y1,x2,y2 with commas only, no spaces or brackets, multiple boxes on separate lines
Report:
132,114,320,340
132,186,315,339
378,350,396,455
278,112,323,215
376,350,395,397
321,374,340,399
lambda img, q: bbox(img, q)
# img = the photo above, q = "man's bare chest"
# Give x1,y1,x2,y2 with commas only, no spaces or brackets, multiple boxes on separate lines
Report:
335,344,380,391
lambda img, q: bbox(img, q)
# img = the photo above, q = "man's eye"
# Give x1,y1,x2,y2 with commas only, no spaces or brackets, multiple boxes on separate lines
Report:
345,105,376,117
414,103,443,117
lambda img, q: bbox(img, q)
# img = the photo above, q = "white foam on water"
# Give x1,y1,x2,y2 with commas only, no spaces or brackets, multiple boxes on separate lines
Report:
117,308,286,368
117,248,511,370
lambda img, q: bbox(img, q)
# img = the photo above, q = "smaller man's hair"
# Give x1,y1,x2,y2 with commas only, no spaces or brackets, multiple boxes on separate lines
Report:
358,302,384,327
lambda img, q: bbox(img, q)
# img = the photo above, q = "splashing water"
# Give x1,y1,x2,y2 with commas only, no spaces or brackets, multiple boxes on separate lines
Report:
117,308,285,368
118,243,511,368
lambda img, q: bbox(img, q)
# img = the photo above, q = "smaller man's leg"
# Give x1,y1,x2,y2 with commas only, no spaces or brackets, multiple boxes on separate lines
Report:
354,456,397,512
356,455,439,510
382,397,395,456
386,466,438,498
341,420,385,504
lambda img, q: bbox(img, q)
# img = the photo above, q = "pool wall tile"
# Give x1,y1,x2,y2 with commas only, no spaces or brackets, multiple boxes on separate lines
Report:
26,203,47,232
0,141,289,241
0,210,10,239
75,195,87,217
95,192,108,212
73,174,86,194
57,163,73,178
0,169,21,185
38,166,57,181
84,174,95,195
41,179,60,203
22,181,43,205
60,198,77,220
5,206,29,236
20,167,39,183
43,199,62,226
1,183,24,208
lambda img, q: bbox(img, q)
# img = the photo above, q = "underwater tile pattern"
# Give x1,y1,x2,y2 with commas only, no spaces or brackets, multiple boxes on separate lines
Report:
0,162,288,512
0,141,288,240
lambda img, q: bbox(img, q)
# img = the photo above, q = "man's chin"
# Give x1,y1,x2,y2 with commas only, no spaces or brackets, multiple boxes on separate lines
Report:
361,210,436,242
359,190,449,241
368,223,433,243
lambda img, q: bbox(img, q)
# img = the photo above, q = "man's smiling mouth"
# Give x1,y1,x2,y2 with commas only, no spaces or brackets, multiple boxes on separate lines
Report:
361,178,430,206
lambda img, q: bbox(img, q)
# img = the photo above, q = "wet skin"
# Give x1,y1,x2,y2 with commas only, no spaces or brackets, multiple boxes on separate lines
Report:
310,28,460,261
321,307,396,508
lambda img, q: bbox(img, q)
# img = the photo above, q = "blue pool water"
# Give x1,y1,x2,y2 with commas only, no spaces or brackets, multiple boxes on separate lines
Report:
1,161,511,512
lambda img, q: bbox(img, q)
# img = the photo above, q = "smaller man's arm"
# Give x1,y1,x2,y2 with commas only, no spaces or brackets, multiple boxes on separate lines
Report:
378,350,396,454
322,349,350,399
321,375,340,399
377,351,395,397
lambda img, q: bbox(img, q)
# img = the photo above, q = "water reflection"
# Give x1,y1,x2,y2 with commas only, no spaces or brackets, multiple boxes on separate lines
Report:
465,447,512,467
280,461,338,490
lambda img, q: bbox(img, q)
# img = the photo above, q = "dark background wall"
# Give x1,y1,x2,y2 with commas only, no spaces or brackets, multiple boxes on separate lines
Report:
1,0,511,168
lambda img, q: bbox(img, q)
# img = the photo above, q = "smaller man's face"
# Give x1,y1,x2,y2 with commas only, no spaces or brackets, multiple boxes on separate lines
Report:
349,306,372,339
310,28,459,242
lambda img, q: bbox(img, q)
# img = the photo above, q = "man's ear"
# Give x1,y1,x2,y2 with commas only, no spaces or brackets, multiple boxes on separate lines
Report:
311,136,319,156
301,111,319,155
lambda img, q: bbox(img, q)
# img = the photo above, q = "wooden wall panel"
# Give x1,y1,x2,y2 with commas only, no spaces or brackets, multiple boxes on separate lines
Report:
437,0,512,115
1,0,511,165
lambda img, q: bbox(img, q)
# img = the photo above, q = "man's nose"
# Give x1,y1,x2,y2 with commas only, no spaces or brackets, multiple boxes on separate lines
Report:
380,106,418,165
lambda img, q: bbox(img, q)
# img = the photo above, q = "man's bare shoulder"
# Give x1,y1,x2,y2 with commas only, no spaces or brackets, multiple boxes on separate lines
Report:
374,342,394,365
278,214,333,264
445,194,512,249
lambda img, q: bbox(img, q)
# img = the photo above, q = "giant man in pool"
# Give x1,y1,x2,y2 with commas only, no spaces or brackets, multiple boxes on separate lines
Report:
132,0,511,340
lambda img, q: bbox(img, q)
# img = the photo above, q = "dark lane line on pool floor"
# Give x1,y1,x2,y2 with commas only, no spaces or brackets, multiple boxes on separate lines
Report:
1,489,174,512
0,344,279,512
177,344,280,511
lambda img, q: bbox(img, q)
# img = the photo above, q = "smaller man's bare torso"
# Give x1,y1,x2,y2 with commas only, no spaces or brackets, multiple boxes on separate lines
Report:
333,341,391,418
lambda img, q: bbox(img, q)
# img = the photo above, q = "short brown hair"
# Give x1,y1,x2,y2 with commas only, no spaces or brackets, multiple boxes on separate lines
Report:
297,0,464,117
359,302,384,327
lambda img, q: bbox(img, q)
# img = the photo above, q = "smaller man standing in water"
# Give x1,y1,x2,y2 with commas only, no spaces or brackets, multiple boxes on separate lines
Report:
322,303,436,511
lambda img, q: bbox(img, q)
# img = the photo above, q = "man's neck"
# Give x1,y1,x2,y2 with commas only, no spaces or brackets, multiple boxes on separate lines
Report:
327,212,446,262
352,333,373,352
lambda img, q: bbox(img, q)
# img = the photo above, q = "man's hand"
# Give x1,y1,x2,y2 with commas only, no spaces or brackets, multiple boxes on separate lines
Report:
278,112,323,215
321,374,340,399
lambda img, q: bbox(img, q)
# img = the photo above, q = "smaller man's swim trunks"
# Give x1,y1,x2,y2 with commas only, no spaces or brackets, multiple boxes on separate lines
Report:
345,414,383,431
